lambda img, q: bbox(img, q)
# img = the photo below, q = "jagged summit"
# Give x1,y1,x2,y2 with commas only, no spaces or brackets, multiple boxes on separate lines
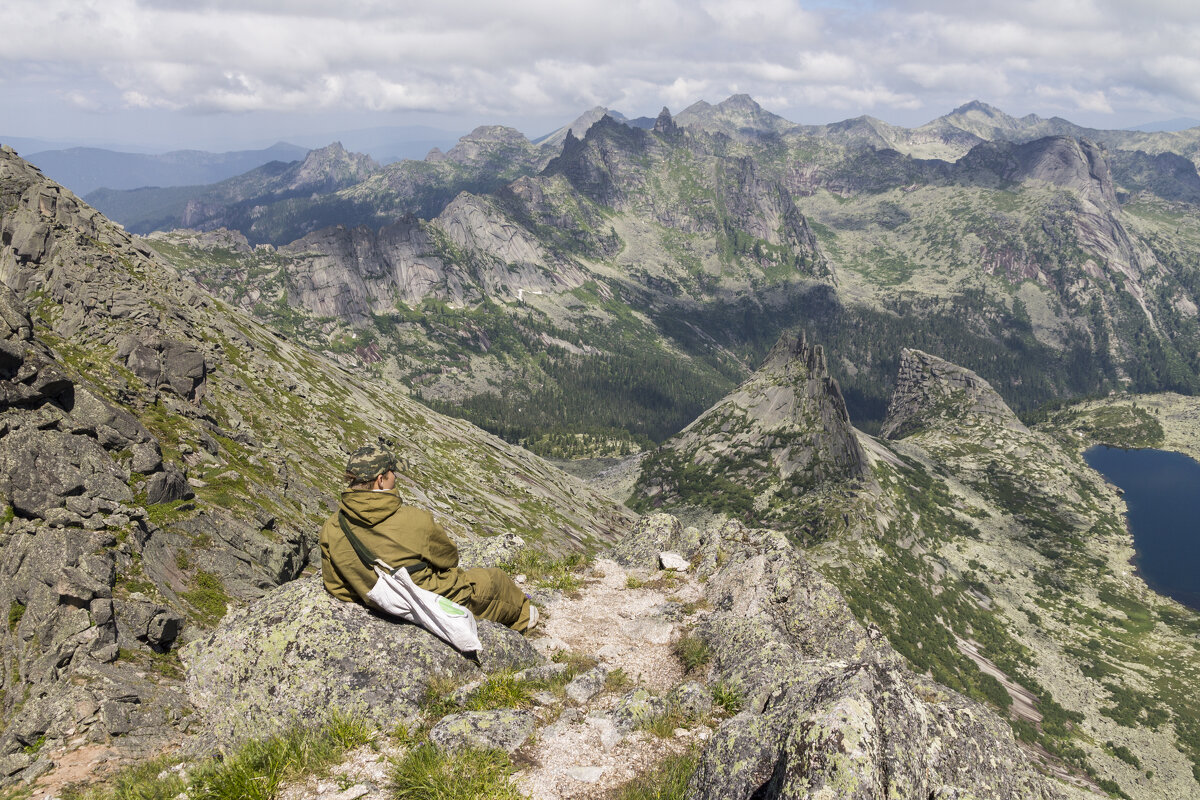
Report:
652,106,677,136
632,331,868,523
881,348,1029,439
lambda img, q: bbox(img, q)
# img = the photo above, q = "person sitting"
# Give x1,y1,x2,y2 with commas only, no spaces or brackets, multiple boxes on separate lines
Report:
319,444,536,633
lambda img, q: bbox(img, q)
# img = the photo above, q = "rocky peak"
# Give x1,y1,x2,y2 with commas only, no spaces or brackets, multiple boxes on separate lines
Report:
676,94,794,140
542,117,649,206
880,348,1028,439
716,93,764,114
652,106,677,136
286,142,378,194
632,331,868,522
442,125,538,170
959,135,1118,208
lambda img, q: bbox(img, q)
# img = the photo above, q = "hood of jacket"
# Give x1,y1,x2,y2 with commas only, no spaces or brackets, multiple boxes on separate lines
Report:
339,488,400,527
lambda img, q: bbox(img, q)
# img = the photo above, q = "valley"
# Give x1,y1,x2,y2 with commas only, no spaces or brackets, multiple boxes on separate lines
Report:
3,94,1200,799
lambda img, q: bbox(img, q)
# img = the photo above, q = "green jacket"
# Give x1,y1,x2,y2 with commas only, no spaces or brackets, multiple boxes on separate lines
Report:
320,489,470,605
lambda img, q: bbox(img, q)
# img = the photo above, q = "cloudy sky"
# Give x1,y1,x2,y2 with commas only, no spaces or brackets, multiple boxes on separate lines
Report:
3,0,1199,151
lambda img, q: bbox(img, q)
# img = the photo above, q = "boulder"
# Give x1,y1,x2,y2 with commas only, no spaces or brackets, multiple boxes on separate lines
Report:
429,709,537,754
63,386,155,453
117,333,207,402
668,681,711,718
611,513,687,570
114,598,183,652
143,466,191,505
183,575,541,745
609,687,667,733
564,665,608,705
0,428,131,521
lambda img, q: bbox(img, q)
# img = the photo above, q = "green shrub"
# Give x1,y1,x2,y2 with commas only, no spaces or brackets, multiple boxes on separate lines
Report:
605,667,631,692
7,601,25,633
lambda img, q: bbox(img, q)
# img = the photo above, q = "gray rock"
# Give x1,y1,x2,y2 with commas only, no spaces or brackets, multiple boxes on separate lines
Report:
564,665,608,705
0,285,33,343
114,599,183,651
183,576,541,745
668,681,711,718
513,662,567,683
63,386,154,452
610,688,667,733
118,334,207,402
658,551,689,571
0,753,31,778
428,709,536,754
0,428,131,521
19,756,52,784
143,466,191,505
611,513,685,569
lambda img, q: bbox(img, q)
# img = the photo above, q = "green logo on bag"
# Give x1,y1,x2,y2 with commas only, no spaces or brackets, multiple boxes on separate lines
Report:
437,597,468,617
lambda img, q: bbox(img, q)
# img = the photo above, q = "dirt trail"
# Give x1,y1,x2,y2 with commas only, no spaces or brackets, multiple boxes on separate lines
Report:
272,557,707,800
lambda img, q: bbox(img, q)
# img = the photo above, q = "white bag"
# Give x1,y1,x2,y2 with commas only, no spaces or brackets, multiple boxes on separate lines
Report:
366,561,481,653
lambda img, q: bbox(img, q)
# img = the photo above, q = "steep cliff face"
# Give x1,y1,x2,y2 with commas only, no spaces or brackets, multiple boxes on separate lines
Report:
632,331,867,525
0,147,634,783
881,347,1030,439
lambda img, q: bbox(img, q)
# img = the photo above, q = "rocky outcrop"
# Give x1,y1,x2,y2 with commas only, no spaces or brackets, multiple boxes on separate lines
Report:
276,193,590,321
959,136,1118,209
183,576,541,745
277,217,455,316
612,515,1065,800
881,348,1029,439
117,332,207,402
633,332,868,524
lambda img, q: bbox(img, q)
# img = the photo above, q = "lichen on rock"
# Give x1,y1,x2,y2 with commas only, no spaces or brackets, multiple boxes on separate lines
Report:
182,575,541,748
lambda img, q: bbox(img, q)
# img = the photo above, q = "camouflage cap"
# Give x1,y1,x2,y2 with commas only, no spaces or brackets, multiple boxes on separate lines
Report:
345,444,398,483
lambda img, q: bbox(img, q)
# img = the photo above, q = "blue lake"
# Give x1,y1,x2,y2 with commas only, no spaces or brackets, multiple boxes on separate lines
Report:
1083,445,1200,610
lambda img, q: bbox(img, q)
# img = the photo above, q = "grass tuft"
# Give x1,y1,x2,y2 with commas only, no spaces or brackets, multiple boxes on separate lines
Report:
711,681,743,716
672,634,711,674
62,712,373,800
464,672,535,711
500,550,588,592
390,743,524,800
613,746,699,800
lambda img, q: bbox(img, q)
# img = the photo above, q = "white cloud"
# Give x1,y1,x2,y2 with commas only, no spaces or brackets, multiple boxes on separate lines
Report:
2,0,1200,136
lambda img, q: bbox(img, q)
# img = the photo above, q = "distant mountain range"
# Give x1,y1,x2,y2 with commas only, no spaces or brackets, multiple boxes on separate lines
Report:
20,142,309,195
